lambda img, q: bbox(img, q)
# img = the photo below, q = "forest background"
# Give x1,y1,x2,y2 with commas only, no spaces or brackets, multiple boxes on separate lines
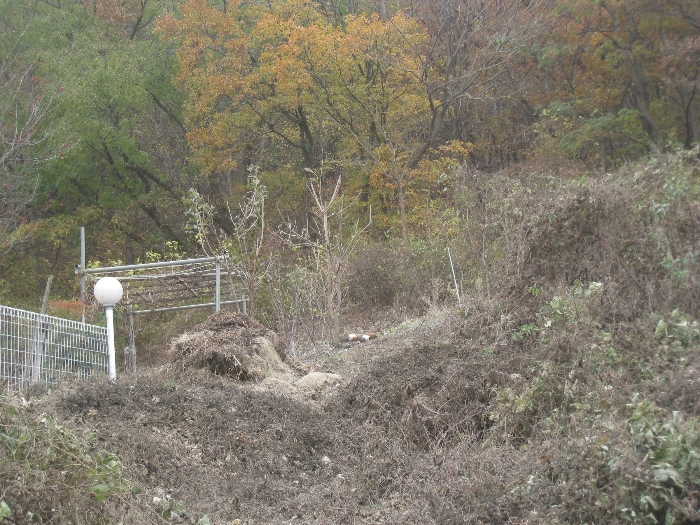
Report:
1,0,698,346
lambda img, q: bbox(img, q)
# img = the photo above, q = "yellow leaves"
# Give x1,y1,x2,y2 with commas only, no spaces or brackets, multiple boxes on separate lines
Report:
344,12,426,67
157,0,432,230
439,141,475,158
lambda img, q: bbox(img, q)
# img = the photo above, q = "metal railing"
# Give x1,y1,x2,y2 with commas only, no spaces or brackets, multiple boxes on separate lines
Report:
77,256,248,315
0,305,108,393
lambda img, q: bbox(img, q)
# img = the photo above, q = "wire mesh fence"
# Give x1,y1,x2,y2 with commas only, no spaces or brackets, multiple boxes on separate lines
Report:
0,305,108,393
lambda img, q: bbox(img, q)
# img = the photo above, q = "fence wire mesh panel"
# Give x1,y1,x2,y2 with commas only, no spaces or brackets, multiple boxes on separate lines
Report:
0,305,108,393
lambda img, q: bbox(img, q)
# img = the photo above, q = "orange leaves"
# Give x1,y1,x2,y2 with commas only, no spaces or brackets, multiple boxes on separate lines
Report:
158,0,444,240
156,0,430,179
158,0,248,87
83,0,139,27
157,1,265,173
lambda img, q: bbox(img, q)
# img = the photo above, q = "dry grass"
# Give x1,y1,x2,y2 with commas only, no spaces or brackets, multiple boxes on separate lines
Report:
3,149,699,524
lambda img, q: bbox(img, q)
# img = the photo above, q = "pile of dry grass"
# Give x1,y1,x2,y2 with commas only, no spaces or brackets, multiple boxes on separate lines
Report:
168,311,290,380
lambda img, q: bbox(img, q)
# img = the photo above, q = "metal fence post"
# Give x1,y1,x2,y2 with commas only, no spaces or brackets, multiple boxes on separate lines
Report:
81,226,86,324
28,276,53,385
215,260,221,312
447,247,462,307
127,304,136,374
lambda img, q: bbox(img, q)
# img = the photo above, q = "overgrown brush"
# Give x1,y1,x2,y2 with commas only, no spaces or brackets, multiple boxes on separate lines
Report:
483,282,700,523
0,395,144,524
345,238,454,312
328,149,700,524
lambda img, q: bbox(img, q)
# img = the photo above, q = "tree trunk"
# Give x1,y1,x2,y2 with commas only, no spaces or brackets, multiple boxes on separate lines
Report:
626,55,663,142
247,271,256,316
323,212,339,346
326,250,339,346
377,0,388,20
681,85,699,148
396,176,408,243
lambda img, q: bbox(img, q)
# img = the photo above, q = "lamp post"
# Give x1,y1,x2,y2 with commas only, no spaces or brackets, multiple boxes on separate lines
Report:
94,277,123,383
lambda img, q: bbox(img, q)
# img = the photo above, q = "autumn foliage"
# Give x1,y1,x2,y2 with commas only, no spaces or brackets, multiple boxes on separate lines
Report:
0,0,698,306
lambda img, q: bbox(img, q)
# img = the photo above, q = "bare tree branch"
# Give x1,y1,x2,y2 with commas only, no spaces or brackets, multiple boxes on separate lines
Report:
0,46,54,252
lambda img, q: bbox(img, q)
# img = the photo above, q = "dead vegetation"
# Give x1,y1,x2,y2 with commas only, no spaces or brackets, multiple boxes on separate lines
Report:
168,311,290,380
1,149,699,524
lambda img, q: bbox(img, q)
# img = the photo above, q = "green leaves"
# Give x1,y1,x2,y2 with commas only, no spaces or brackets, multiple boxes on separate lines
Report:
0,500,11,519
653,468,684,487
1,402,131,522
91,483,110,502
0,1,188,259
623,399,700,521
654,310,700,347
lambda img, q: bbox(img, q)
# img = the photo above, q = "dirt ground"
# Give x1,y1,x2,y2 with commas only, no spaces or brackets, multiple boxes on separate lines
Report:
28,309,477,525
25,297,700,525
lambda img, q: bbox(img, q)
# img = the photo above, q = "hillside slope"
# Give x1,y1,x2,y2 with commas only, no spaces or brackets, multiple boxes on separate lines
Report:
2,150,699,524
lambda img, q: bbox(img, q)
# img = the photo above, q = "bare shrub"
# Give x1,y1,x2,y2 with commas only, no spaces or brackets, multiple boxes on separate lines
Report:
256,258,328,355
345,239,454,315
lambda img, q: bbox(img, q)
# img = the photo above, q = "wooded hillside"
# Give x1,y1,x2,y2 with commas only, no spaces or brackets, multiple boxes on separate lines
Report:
1,3,700,522
0,0,698,340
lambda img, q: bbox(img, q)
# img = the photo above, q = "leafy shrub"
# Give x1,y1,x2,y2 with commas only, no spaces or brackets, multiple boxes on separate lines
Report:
0,396,142,524
530,399,700,525
654,310,700,348
622,400,700,524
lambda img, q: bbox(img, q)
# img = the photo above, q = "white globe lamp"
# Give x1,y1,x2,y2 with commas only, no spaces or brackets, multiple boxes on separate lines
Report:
94,277,123,306
94,277,123,382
